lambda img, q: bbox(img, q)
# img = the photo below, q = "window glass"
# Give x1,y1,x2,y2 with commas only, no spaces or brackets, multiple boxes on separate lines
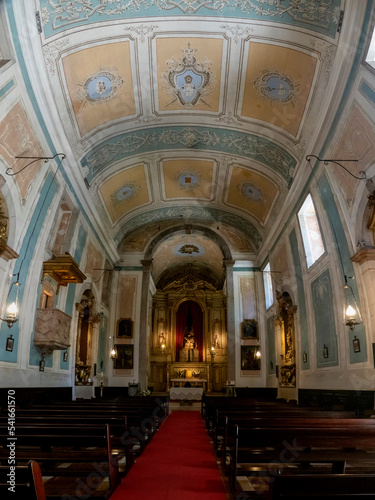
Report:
263,262,273,309
298,194,325,268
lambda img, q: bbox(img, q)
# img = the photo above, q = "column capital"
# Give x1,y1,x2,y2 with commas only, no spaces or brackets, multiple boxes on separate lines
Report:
351,248,375,265
223,259,235,270
141,259,153,271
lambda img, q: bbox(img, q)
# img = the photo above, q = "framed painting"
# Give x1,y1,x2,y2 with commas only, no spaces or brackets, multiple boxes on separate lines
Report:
241,319,258,339
241,345,261,370
117,318,133,339
114,344,133,370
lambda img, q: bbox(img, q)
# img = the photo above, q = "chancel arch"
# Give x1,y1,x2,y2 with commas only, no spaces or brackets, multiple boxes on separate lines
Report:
146,226,231,393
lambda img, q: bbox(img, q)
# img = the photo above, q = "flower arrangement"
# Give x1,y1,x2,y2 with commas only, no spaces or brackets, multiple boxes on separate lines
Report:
139,389,151,396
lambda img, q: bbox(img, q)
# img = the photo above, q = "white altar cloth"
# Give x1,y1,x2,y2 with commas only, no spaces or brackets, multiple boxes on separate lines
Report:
169,387,203,400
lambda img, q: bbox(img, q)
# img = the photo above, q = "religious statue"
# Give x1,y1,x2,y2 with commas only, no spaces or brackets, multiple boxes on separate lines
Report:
183,329,196,350
180,327,199,362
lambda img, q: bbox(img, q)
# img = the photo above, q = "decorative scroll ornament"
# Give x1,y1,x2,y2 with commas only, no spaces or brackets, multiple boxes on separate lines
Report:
162,43,216,109
76,67,124,106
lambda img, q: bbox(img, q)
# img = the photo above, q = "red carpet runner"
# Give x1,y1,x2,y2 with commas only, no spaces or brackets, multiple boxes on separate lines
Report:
111,411,228,500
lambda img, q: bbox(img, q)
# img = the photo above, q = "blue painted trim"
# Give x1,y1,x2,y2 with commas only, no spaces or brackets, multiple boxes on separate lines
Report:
5,1,114,266
0,173,57,363
0,78,15,100
311,269,339,368
39,0,342,39
233,267,258,272
318,175,367,364
359,80,375,106
289,229,310,370
82,126,296,185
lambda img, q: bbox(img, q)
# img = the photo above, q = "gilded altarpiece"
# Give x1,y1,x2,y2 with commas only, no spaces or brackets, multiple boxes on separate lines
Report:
276,291,297,393
149,281,227,393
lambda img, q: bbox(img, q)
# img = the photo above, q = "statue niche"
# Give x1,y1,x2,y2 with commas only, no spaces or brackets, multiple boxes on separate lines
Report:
176,300,203,362
180,326,199,362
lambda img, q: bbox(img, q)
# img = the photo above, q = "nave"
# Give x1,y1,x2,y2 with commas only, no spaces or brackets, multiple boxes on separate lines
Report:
111,410,228,500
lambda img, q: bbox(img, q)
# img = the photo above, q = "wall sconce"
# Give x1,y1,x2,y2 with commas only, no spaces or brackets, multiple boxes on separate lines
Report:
110,345,118,360
0,274,21,328
343,276,362,330
6,334,14,352
306,155,366,180
323,345,329,358
255,346,261,358
303,351,308,363
353,336,361,353
63,351,68,362
39,357,45,371
159,332,166,351
209,345,216,360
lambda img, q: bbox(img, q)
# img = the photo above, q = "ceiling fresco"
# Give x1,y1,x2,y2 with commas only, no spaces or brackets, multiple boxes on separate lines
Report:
8,0,356,285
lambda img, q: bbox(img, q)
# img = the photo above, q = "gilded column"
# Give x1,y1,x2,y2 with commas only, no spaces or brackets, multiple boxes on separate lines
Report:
224,260,236,381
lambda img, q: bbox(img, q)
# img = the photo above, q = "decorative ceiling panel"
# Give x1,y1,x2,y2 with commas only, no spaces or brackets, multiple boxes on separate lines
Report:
156,37,223,113
82,126,296,184
161,158,215,200
62,41,135,137
240,42,317,137
151,233,225,284
38,0,343,39
225,166,278,225
99,164,150,224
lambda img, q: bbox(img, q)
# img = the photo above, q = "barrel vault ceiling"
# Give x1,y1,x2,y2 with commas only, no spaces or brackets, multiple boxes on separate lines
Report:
12,0,360,283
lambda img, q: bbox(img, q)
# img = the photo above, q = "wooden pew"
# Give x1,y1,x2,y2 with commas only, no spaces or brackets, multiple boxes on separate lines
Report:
0,424,120,500
0,460,46,500
271,473,375,500
230,423,375,494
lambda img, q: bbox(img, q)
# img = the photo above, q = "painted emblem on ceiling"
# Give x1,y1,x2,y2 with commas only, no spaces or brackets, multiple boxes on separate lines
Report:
162,43,216,109
236,182,263,202
177,171,200,190
253,70,299,105
111,183,140,206
76,67,124,106
175,242,205,256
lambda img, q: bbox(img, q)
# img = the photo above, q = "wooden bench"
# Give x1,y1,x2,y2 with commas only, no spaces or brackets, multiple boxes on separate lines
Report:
0,424,120,500
0,460,46,500
230,423,375,494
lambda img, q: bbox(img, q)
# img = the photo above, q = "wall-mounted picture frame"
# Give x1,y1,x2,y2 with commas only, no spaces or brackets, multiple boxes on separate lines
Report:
353,337,360,353
117,318,133,339
241,319,258,339
241,345,261,370
5,335,14,352
114,344,133,370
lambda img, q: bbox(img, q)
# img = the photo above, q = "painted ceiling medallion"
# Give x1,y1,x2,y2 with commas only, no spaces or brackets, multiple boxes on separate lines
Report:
77,67,124,106
237,182,263,202
174,242,205,256
179,244,200,255
111,183,140,206
162,43,216,109
253,70,299,105
177,170,200,190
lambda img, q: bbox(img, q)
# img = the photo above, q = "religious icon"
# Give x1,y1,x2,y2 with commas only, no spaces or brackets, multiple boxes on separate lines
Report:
241,319,258,339
117,318,133,338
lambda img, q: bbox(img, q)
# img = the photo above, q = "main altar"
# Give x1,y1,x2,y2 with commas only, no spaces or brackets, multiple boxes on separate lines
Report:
148,270,228,393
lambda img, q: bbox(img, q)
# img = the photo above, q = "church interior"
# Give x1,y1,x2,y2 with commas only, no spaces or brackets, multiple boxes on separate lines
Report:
1,0,375,405
3,1,375,498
